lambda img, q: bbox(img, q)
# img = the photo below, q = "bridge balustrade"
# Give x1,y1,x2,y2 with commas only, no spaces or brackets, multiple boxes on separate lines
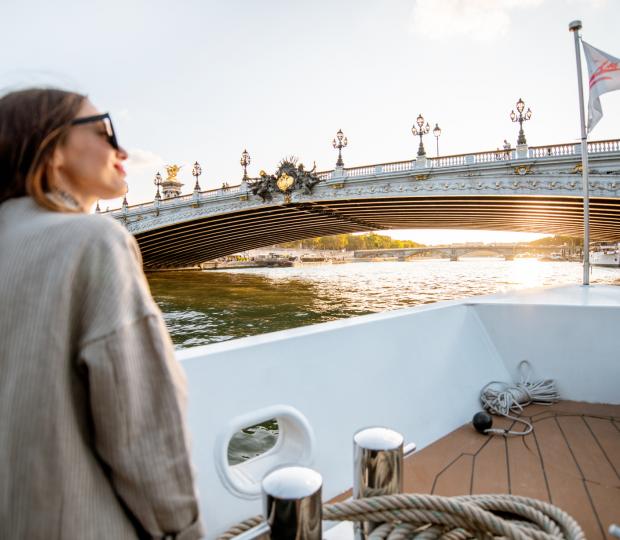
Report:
107,139,620,217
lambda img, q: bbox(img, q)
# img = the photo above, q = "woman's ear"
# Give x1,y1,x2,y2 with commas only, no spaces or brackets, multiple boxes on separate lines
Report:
49,144,65,170
45,145,67,191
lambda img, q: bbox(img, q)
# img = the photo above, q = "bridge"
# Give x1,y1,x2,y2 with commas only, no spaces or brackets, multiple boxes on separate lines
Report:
105,140,620,269
353,244,570,261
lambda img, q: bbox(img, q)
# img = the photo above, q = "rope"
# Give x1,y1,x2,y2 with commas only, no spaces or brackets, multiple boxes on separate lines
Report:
480,360,560,436
217,493,585,540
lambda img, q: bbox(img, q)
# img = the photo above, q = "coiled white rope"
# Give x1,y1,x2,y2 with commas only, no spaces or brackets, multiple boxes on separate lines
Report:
479,360,560,436
218,493,586,539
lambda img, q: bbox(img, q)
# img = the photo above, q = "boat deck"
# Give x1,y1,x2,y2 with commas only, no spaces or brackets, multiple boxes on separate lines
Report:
330,401,620,538
403,400,620,539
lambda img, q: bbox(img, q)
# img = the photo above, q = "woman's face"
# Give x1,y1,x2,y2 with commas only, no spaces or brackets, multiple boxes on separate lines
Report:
53,100,128,209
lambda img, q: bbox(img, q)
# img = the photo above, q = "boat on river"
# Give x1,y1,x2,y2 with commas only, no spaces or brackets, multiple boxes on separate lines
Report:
299,254,333,265
180,284,620,539
590,243,620,267
538,252,566,262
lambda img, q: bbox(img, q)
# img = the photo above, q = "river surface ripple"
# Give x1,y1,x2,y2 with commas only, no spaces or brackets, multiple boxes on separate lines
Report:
147,258,620,350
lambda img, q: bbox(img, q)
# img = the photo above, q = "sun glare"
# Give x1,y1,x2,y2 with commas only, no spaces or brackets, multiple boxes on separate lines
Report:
508,257,549,288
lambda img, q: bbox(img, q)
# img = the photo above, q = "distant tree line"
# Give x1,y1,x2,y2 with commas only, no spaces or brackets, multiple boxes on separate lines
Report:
527,235,582,247
277,233,425,251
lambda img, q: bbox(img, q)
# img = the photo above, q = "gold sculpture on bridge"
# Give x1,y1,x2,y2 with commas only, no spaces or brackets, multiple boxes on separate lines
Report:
166,164,182,181
276,172,294,192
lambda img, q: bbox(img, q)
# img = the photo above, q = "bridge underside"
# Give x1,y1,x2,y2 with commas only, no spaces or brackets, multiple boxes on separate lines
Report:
135,195,620,268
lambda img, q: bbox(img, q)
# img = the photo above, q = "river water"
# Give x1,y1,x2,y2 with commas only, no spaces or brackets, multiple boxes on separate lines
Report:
147,258,620,350
147,258,619,463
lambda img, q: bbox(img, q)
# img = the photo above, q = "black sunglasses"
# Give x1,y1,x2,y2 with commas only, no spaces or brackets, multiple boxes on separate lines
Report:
70,113,119,150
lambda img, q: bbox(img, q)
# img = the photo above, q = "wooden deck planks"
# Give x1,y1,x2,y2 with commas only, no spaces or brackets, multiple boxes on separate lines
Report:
506,434,550,501
432,454,474,497
329,401,619,539
586,480,620,540
535,416,604,538
402,401,620,540
556,415,619,488
402,424,487,494
585,416,620,479
471,435,509,494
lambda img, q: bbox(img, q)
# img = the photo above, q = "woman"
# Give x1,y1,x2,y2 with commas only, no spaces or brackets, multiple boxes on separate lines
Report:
0,88,204,539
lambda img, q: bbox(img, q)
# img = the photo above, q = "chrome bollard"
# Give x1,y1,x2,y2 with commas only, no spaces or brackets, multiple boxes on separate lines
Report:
262,466,323,540
353,427,404,540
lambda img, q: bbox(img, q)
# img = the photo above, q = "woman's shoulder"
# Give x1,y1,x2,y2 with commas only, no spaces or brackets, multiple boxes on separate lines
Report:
65,214,140,265
35,206,134,249
64,212,131,241
2,197,131,245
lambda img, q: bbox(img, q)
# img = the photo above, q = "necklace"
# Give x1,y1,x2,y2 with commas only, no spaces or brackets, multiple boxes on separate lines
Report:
47,190,82,211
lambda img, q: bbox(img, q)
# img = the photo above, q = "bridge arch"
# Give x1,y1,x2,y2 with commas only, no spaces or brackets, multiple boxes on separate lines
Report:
108,140,620,269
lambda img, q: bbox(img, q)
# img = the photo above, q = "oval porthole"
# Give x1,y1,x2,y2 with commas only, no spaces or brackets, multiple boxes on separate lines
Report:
227,418,279,465
215,405,315,499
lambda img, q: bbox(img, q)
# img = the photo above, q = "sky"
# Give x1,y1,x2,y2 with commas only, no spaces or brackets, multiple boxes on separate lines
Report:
2,0,619,245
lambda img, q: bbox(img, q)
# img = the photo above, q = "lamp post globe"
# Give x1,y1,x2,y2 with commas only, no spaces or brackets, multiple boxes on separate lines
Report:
510,97,533,146
240,149,251,180
433,123,442,157
153,171,163,200
332,128,348,167
192,161,202,191
411,113,431,157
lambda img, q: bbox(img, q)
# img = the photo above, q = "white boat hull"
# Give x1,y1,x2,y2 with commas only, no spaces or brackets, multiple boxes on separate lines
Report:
177,285,620,538
590,250,620,267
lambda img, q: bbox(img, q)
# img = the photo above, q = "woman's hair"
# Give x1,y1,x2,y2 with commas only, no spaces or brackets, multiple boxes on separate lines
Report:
0,88,86,210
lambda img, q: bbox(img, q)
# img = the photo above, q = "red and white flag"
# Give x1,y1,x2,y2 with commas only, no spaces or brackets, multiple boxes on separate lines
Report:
582,41,620,133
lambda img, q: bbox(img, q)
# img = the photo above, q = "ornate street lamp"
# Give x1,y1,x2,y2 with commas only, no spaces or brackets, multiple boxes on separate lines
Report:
433,123,442,157
192,161,202,191
95,200,101,213
510,98,532,145
332,129,348,167
412,114,431,157
154,171,163,200
240,149,251,180
121,184,129,222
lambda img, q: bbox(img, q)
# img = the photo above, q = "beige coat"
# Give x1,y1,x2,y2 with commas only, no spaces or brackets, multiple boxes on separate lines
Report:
0,197,204,539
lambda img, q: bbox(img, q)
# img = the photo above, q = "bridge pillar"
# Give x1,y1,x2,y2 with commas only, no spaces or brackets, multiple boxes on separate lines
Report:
516,143,528,159
415,155,427,169
450,248,458,262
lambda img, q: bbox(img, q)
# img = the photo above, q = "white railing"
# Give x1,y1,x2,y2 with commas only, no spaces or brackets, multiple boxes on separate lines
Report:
105,184,245,214
587,139,620,153
429,149,516,168
380,161,413,173
104,139,620,214
528,143,578,158
344,165,376,177
528,139,620,158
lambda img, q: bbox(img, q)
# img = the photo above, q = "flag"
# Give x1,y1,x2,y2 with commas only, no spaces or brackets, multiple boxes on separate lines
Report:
582,41,620,133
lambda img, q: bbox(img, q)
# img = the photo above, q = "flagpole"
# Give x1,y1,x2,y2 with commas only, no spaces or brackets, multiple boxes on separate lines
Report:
569,20,590,286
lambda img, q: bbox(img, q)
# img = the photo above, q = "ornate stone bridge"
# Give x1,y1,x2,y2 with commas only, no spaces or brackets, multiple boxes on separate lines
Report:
353,244,566,261
105,140,620,269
